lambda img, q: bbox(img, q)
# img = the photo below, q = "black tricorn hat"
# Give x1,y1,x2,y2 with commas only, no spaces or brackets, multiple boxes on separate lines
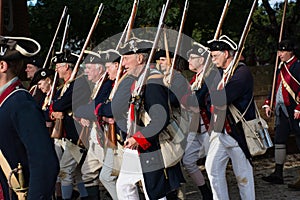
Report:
154,49,174,61
207,35,237,51
31,68,55,85
187,42,209,58
278,40,294,51
0,36,41,61
83,50,103,64
99,49,121,63
27,56,44,68
119,38,153,55
51,49,79,65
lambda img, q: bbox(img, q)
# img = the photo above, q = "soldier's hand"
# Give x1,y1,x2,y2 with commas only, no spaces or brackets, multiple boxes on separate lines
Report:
124,137,138,149
80,118,90,127
265,107,272,118
51,112,64,119
294,111,300,119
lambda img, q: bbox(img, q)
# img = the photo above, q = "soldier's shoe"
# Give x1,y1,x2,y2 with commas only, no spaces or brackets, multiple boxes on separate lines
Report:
288,180,300,190
262,173,284,184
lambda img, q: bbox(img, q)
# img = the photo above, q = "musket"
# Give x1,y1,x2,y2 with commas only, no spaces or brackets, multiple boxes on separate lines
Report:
196,0,231,88
105,0,140,148
42,6,68,69
127,0,171,137
164,0,189,86
64,3,104,91
135,0,171,97
270,0,288,110
109,0,139,100
226,0,258,84
42,14,71,111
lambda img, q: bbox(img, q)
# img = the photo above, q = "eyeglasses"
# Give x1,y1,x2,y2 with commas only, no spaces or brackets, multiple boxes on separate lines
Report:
211,52,224,59
55,63,66,69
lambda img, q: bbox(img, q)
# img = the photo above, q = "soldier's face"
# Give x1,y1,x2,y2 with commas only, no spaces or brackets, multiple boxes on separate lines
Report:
188,53,203,72
37,78,51,93
211,51,226,69
159,57,169,72
122,54,142,77
85,63,103,83
278,50,293,62
55,63,68,79
25,64,38,80
105,62,118,80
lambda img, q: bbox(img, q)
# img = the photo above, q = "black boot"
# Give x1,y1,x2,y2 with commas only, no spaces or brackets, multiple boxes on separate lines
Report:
262,164,284,184
198,184,213,200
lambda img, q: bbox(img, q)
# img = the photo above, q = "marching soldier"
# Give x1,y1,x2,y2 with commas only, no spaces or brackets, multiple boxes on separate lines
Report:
30,68,56,129
113,38,183,200
262,40,300,189
0,36,59,199
95,49,122,200
205,35,255,200
50,49,91,200
74,50,107,199
26,56,46,103
181,42,213,200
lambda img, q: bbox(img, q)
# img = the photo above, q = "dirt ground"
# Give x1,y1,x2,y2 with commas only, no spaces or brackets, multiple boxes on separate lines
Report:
183,154,300,200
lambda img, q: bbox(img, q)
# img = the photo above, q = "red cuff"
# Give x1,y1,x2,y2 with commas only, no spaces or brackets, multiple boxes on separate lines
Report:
94,103,102,116
133,131,151,150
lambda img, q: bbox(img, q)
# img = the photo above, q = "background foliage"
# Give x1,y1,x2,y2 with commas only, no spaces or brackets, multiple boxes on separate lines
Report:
27,0,300,66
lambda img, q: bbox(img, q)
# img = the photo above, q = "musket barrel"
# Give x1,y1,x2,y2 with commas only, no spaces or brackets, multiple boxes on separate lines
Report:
167,0,189,86
270,0,288,110
69,3,104,82
226,0,258,83
136,0,171,96
42,6,68,69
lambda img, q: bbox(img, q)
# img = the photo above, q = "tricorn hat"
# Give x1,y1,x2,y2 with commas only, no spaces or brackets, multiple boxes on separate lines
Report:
207,35,238,51
31,68,55,85
83,50,103,64
0,36,41,61
119,37,153,55
154,49,174,61
278,40,294,51
51,49,79,65
99,49,121,63
27,56,44,68
187,42,209,58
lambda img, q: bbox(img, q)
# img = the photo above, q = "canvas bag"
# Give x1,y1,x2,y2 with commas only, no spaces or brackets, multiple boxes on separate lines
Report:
228,99,273,156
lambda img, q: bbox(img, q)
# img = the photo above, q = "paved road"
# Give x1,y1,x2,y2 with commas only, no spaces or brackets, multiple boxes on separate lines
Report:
183,154,300,200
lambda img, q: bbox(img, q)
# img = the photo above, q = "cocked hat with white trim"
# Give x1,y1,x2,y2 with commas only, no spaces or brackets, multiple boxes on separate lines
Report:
51,49,79,65
98,49,121,63
207,35,237,51
187,42,209,58
0,36,41,61
83,50,103,64
119,37,153,55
